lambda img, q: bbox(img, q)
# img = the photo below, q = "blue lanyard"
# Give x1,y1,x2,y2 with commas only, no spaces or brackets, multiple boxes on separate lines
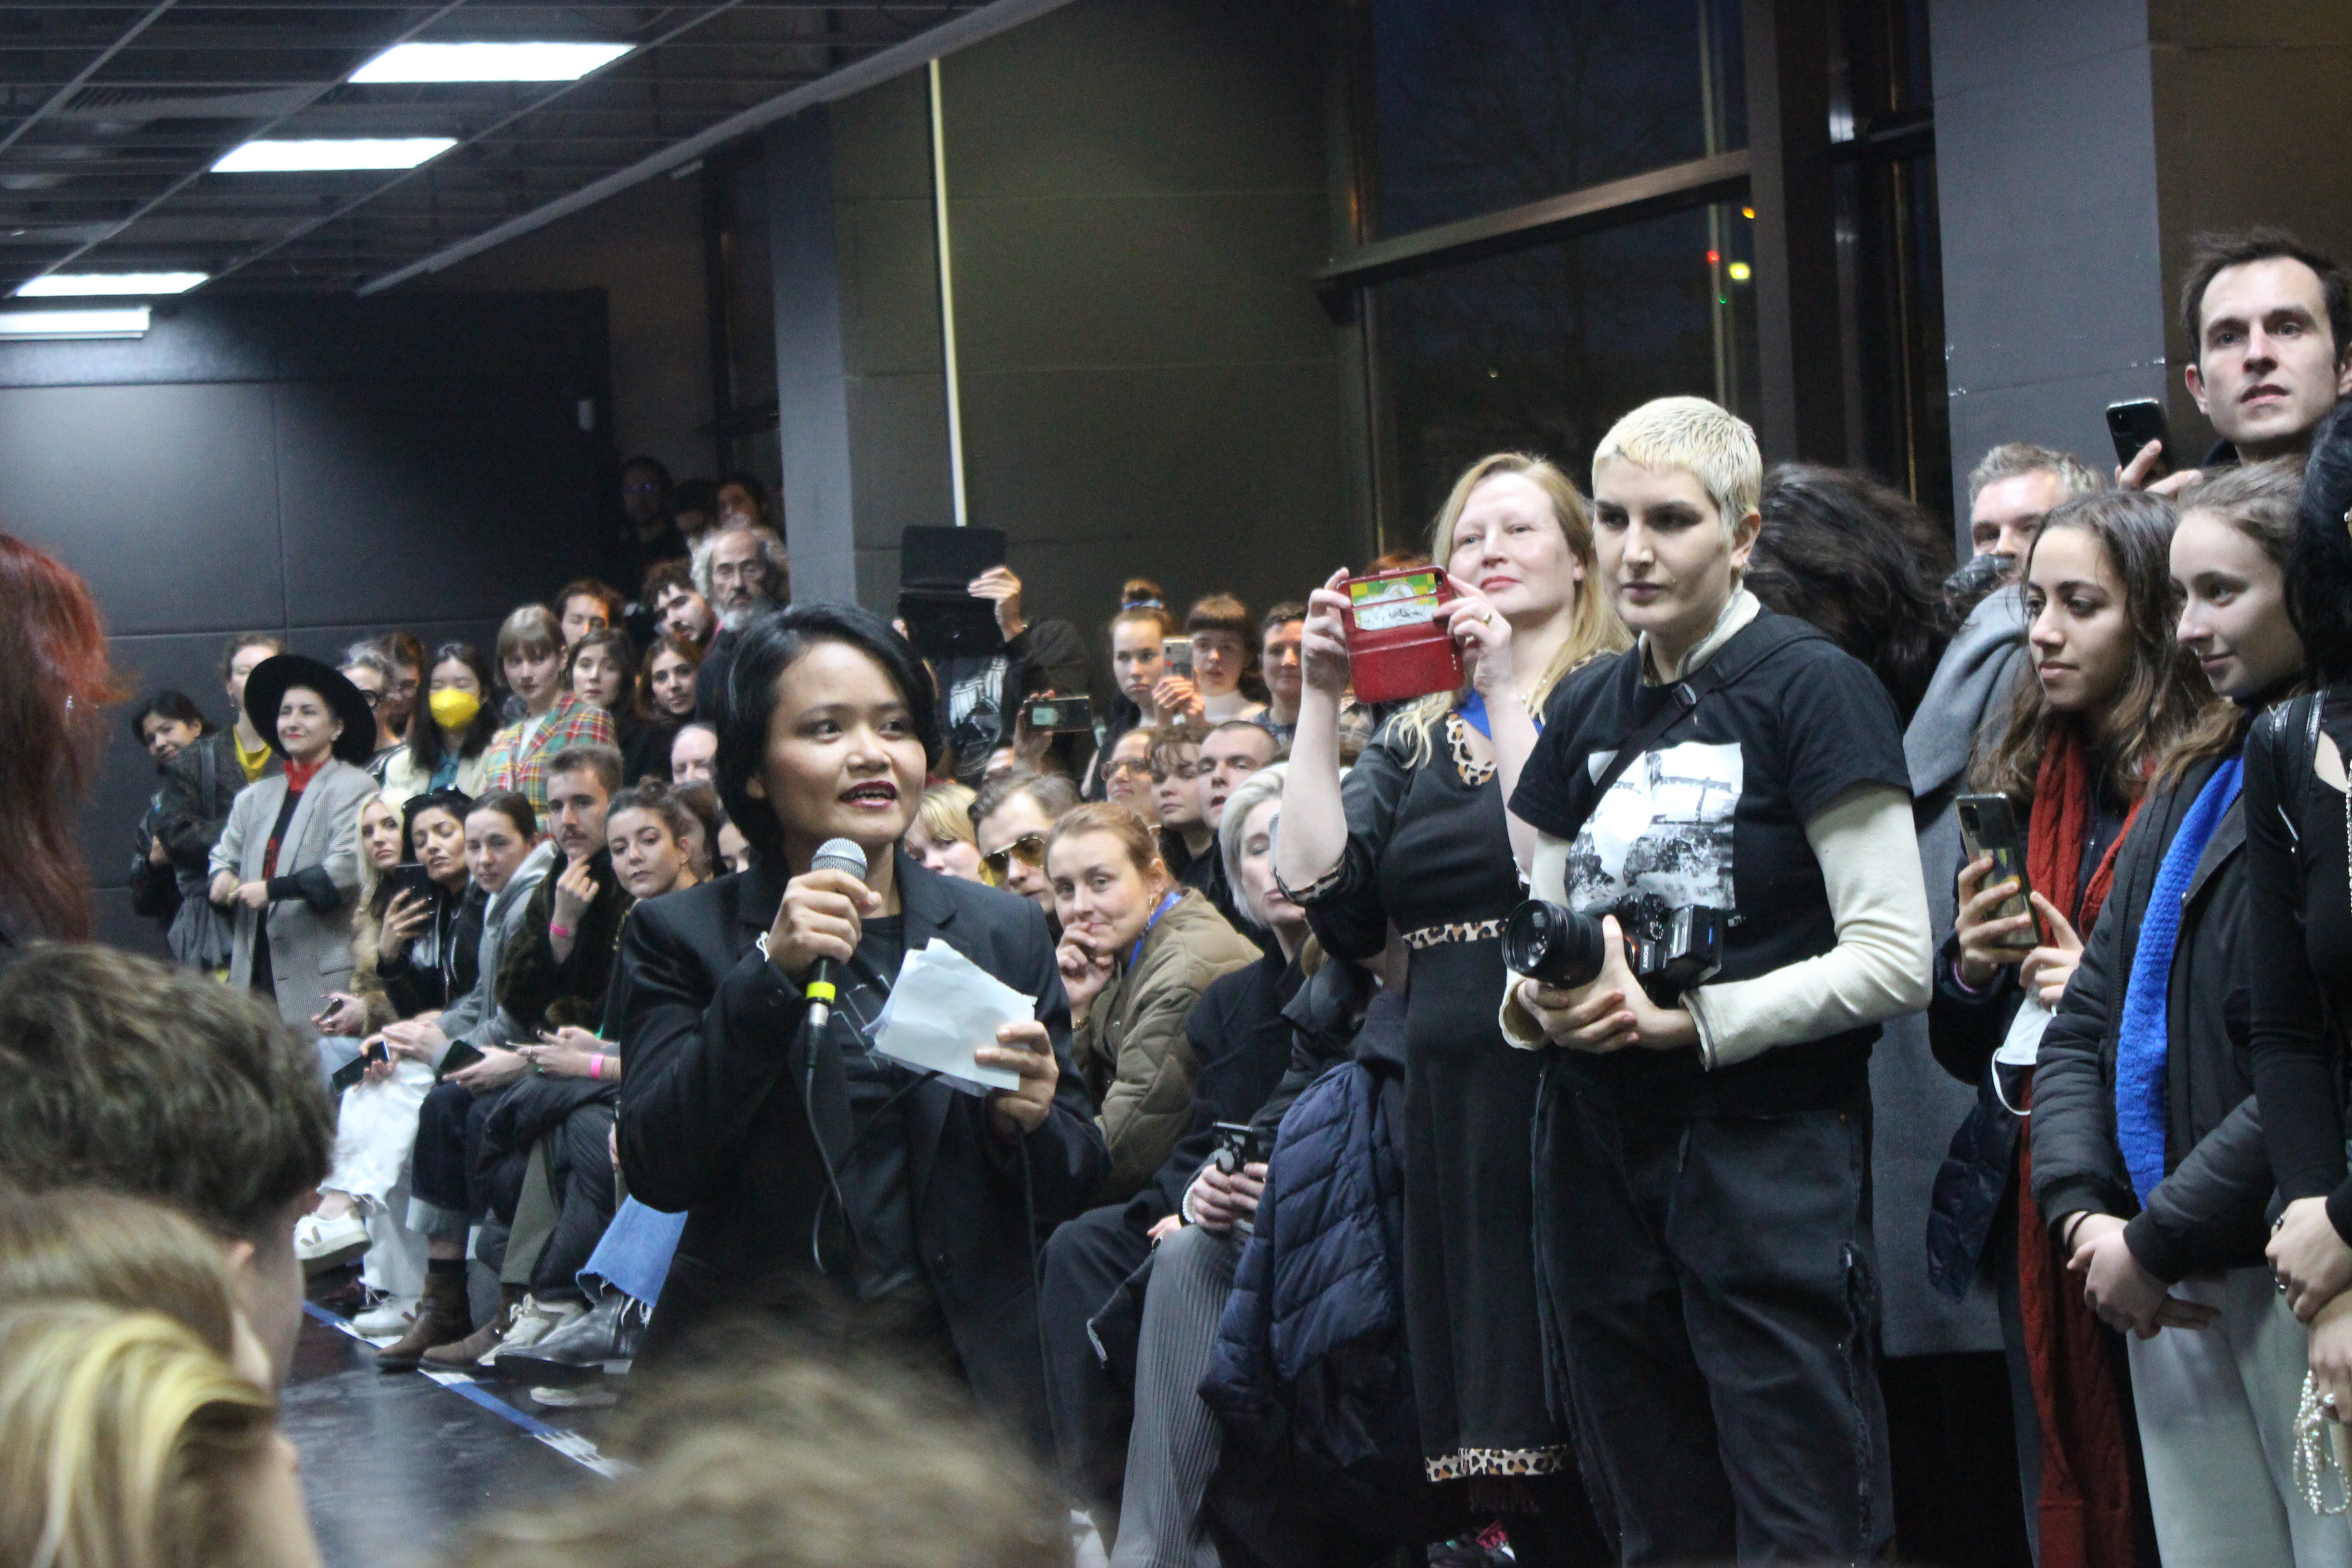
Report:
1128,891,1182,967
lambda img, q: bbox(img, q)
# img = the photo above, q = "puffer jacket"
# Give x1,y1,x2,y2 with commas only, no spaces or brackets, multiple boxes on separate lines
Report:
1202,990,1408,1448
1073,887,1261,1201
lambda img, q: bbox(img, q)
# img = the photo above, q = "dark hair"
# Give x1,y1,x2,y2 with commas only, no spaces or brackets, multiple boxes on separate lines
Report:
0,536,125,940
217,632,284,685
718,470,772,522
545,741,624,799
645,560,696,603
1259,601,1308,636
621,455,673,489
128,690,209,745
381,630,426,676
2180,226,2352,361
468,789,539,840
672,779,721,836
2290,399,2352,681
1120,577,1166,610
638,632,705,720
1749,463,1955,724
2156,459,2308,784
403,787,475,857
607,779,698,846
1974,491,2211,806
0,945,333,1238
671,477,720,520
715,605,940,862
555,579,626,630
405,642,499,770
565,627,642,716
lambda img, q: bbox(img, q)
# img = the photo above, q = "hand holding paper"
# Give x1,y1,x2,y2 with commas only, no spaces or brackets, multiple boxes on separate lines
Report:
870,940,1031,1096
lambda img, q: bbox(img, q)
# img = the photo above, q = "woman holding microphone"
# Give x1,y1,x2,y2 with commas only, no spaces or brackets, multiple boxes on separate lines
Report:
1276,452,1625,1561
612,603,1106,1452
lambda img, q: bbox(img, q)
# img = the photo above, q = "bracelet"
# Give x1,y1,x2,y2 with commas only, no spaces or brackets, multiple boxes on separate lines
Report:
549,922,575,940
588,1052,604,1080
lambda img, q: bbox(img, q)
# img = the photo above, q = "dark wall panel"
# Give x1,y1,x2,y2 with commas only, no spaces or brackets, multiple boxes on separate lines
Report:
0,383,286,634
274,379,603,627
0,291,612,922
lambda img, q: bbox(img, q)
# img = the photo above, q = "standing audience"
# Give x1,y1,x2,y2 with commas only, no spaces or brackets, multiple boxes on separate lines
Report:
691,521,791,718
381,642,500,808
482,605,617,811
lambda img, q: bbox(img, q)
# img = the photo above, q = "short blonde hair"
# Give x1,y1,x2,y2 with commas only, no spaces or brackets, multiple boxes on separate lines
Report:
0,1301,279,1568
1592,396,1763,537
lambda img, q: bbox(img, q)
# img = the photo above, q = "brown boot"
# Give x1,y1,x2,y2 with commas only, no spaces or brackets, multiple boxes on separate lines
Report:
422,1284,525,1371
375,1268,474,1372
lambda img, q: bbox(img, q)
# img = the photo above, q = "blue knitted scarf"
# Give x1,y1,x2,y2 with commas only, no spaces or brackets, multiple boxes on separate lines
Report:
2113,755,2242,1205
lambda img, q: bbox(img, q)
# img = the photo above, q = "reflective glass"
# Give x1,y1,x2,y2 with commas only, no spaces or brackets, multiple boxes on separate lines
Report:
1376,203,1760,535
1370,0,1745,238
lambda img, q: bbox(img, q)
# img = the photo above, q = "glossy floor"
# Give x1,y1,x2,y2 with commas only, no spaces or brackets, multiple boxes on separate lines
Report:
283,1308,606,1568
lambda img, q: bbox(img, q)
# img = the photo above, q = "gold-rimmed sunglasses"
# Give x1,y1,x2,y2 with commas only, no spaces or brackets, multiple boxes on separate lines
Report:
982,832,1049,885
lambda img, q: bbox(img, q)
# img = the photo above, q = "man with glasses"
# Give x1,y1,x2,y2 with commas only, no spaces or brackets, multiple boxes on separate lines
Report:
971,770,1079,929
339,646,407,777
692,522,792,720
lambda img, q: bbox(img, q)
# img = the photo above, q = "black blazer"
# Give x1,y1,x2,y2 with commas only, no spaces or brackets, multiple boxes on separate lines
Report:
612,848,1107,1446
2030,751,2273,1278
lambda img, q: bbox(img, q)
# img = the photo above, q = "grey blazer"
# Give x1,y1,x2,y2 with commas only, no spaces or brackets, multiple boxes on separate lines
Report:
209,759,376,1030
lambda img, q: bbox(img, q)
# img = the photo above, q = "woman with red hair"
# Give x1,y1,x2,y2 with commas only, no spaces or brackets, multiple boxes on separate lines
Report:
0,534,124,949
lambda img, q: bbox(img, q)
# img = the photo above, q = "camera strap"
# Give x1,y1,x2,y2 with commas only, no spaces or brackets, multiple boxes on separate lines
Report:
1583,614,1833,808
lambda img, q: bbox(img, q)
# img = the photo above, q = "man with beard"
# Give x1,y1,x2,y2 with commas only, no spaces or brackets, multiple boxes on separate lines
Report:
692,523,790,720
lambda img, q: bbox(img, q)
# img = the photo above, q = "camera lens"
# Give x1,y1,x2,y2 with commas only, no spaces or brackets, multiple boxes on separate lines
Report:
1501,900,1608,990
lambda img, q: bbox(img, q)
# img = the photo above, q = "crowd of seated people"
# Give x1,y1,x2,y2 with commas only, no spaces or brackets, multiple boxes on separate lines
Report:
15,225,2352,1568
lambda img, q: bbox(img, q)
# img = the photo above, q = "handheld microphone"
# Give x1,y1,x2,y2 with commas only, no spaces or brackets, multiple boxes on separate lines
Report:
804,837,869,1032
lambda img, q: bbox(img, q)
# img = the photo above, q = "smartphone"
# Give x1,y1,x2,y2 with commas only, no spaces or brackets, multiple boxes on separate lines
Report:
1955,792,2039,950
1209,1121,1273,1170
2105,398,2172,476
382,863,436,900
328,1053,370,1092
1162,635,1195,676
365,1038,389,1066
1024,695,1094,733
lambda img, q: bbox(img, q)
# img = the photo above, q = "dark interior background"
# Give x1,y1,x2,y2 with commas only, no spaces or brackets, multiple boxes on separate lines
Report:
0,292,615,953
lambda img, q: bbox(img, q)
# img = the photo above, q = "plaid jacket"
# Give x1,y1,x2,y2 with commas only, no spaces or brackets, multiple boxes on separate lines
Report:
481,694,617,811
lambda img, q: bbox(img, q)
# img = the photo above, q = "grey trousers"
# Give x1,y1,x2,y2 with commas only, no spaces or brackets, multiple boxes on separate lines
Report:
1110,1222,1242,1568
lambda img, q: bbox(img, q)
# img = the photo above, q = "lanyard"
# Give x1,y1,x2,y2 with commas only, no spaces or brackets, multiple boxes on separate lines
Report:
1127,890,1182,967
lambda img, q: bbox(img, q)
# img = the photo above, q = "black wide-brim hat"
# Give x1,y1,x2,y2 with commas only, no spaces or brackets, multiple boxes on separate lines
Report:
242,654,377,766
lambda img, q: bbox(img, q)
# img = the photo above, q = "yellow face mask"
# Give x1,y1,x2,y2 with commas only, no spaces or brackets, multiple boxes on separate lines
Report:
427,687,482,730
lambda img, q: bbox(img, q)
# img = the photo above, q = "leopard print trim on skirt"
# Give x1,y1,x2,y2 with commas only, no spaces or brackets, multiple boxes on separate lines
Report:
1424,1443,1575,1482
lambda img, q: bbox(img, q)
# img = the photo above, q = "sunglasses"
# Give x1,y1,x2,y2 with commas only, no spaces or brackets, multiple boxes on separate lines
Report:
982,832,1048,884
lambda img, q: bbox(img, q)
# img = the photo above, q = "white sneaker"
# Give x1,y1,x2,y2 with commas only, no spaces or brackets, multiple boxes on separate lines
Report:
352,1295,418,1337
529,1383,617,1409
487,1294,585,1367
294,1211,371,1276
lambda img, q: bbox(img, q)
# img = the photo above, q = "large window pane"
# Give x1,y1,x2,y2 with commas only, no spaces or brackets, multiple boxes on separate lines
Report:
1376,204,1759,538
1370,0,1745,238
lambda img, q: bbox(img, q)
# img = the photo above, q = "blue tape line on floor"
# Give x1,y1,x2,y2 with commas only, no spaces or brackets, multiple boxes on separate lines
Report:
302,1303,627,1478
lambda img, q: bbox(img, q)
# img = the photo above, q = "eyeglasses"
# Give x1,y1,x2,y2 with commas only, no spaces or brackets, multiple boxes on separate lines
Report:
1104,758,1152,779
356,690,382,709
982,832,1048,884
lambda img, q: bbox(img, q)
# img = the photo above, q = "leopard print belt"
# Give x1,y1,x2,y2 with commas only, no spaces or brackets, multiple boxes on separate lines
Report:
1401,918,1508,950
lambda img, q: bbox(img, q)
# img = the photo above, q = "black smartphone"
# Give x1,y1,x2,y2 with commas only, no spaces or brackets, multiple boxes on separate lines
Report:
1210,1121,1274,1170
1955,792,2039,950
382,863,436,900
365,1038,389,1066
2105,398,2172,476
1024,695,1094,733
328,1053,370,1092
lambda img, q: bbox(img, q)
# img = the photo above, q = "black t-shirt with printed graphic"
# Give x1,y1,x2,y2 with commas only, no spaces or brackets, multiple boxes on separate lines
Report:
827,914,920,1303
1510,609,1911,1116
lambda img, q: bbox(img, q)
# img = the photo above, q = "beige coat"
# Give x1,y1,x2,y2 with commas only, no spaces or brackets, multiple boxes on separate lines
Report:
1072,887,1262,1201
209,759,374,1030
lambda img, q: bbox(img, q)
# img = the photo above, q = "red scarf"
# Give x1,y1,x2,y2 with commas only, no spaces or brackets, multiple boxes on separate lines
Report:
262,757,323,882
2016,728,2141,1568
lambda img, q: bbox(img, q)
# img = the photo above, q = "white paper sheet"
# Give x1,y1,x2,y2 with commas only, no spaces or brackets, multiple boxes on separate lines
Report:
868,938,1030,1097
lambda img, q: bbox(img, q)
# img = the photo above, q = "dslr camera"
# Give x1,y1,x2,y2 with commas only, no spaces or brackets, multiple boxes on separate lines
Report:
1501,892,1729,1008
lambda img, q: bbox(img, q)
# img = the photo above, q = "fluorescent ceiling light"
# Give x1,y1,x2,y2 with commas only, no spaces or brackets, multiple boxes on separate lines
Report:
351,41,632,83
0,306,150,340
16,272,206,297
212,138,455,173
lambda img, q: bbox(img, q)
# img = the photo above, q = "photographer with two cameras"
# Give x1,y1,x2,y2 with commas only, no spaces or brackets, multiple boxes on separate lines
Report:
1500,398,1930,1562
1277,451,1626,1561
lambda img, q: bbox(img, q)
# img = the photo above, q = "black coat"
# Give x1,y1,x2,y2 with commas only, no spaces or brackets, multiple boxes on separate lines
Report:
155,730,273,878
498,848,631,1035
612,849,1108,1446
2033,753,2275,1278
